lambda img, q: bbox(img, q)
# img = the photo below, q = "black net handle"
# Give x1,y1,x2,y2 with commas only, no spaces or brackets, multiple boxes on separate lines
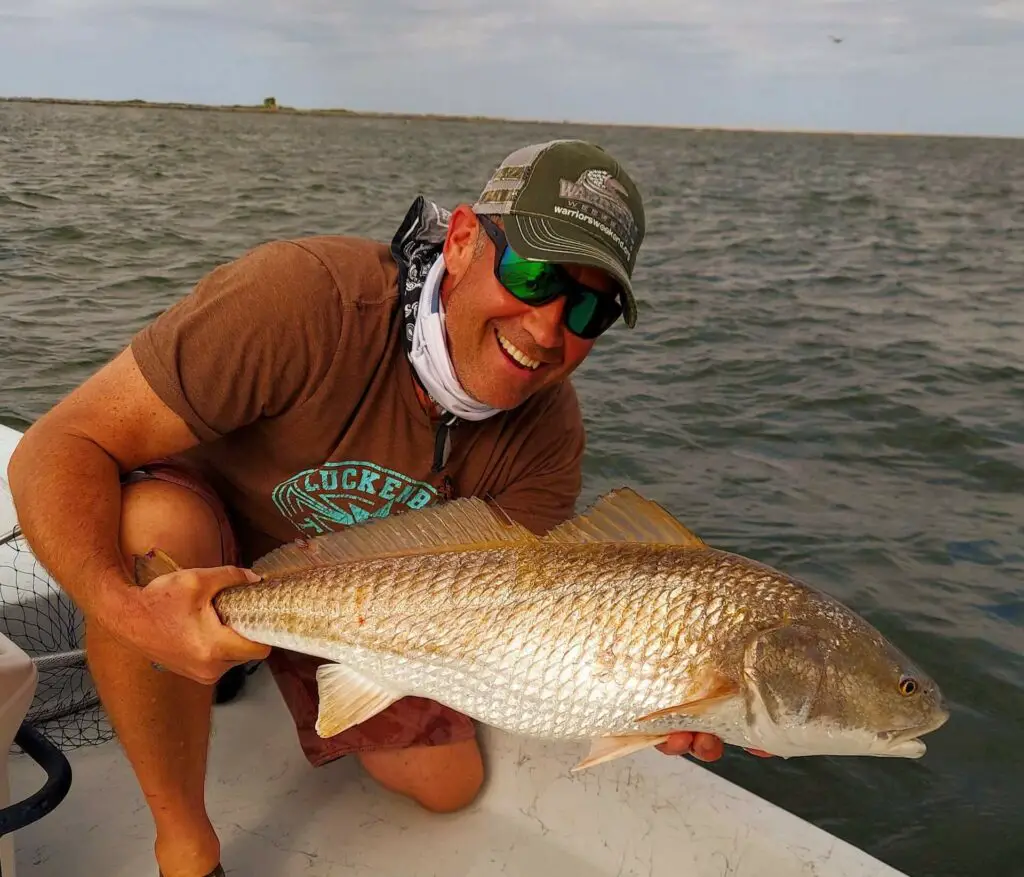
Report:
0,722,72,838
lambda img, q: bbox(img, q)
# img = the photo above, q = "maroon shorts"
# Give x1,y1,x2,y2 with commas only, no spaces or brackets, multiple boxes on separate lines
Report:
124,458,477,767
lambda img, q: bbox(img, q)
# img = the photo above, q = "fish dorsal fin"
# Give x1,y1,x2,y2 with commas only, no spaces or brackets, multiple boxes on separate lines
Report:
543,488,707,548
252,496,536,578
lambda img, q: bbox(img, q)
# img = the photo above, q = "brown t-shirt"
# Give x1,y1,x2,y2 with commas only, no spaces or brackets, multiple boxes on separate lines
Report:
131,235,586,565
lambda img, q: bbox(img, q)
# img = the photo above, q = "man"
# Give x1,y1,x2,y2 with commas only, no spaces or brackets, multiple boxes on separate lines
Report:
8,139,740,877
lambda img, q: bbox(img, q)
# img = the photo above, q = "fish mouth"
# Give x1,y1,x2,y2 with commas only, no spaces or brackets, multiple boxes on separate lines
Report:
874,709,950,757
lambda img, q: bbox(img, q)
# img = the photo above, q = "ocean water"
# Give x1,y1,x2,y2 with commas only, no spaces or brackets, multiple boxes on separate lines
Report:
1,102,1022,877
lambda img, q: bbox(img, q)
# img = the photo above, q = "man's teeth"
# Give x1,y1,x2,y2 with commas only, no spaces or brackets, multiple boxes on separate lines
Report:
498,333,541,370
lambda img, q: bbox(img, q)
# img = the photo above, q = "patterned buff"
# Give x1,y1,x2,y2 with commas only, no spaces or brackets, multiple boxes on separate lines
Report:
390,196,501,471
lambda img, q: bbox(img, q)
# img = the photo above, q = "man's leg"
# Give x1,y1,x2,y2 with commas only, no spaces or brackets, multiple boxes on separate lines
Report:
357,738,485,813
85,477,227,877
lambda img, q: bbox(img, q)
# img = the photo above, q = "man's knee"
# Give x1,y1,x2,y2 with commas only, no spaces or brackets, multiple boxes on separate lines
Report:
358,738,485,814
81,477,227,671
118,477,226,573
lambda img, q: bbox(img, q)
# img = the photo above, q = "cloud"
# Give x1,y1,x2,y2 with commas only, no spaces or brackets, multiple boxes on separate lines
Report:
984,0,1024,19
0,0,1022,135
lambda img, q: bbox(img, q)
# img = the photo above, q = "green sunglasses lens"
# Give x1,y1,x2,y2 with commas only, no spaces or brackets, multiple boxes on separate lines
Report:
497,249,558,302
565,293,600,336
566,290,622,338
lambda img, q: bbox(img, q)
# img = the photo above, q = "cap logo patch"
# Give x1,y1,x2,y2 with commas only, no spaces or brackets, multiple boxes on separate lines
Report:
555,169,640,260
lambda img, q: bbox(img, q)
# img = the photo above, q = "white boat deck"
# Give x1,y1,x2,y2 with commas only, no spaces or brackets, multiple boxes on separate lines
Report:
4,664,903,877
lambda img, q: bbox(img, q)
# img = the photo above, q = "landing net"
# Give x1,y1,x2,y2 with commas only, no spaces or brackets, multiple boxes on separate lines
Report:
0,525,114,751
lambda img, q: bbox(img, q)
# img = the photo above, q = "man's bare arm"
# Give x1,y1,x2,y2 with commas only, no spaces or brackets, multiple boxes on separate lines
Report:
7,346,200,623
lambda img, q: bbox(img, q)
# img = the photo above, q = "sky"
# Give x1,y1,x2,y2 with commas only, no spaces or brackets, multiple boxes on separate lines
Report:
1,0,1023,137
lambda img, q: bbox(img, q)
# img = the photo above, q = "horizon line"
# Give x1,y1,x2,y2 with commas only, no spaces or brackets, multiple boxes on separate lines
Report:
1,94,1021,142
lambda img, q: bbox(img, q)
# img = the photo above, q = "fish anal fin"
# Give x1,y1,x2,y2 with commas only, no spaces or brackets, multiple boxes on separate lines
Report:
133,548,182,587
314,664,402,739
571,734,670,772
253,497,537,578
543,488,707,548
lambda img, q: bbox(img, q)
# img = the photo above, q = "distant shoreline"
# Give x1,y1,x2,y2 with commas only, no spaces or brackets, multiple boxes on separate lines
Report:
0,96,1018,140
0,96,501,124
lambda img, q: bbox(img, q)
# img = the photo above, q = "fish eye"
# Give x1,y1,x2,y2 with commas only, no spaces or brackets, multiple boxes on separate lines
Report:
898,676,918,696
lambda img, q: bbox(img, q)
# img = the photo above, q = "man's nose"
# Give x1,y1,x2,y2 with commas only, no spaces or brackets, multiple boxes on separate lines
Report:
520,296,565,349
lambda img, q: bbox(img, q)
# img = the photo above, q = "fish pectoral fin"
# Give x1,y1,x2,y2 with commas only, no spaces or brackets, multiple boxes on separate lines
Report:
634,692,738,723
634,676,741,723
543,488,707,548
572,734,671,771
132,548,182,586
314,664,401,739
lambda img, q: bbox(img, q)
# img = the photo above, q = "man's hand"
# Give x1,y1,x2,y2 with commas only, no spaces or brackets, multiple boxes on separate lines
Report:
656,732,773,761
111,565,271,684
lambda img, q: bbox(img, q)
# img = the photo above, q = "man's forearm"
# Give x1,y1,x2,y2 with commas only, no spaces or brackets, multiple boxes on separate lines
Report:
7,428,136,623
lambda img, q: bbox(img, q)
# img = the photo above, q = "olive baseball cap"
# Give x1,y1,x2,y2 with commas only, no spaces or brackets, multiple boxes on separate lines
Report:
471,139,646,328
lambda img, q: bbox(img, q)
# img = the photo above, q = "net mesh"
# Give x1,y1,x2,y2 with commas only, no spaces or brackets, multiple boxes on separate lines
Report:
0,526,114,751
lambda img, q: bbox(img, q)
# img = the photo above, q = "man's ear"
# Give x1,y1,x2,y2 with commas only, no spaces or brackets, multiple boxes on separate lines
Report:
442,204,483,280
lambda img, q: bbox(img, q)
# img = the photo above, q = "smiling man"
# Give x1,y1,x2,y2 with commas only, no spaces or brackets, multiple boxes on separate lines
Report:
8,139,734,877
